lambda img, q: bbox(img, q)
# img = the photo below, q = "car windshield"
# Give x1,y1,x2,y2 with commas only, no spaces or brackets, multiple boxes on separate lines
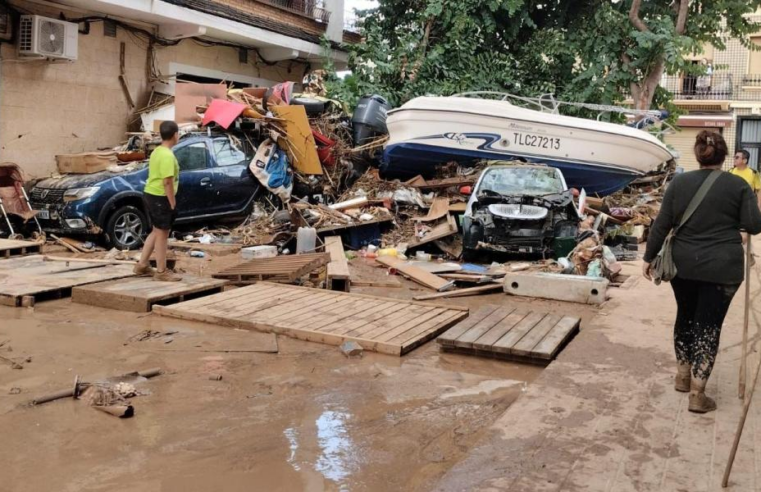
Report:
477,167,564,196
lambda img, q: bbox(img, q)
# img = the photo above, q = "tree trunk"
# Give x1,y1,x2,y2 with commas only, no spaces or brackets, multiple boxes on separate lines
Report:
632,59,666,111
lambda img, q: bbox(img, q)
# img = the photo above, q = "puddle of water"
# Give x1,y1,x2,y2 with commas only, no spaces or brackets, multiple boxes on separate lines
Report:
284,427,301,471
315,410,354,484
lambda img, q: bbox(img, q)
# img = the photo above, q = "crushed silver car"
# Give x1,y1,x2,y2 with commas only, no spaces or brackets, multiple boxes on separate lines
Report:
462,163,580,258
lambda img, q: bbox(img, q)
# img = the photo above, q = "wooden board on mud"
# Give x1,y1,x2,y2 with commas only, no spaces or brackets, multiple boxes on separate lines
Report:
437,304,581,364
0,256,134,307
0,238,43,259
72,276,228,312
153,282,469,356
212,253,330,284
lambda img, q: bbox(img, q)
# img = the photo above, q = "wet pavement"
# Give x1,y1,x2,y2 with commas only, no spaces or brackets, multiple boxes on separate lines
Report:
0,256,601,492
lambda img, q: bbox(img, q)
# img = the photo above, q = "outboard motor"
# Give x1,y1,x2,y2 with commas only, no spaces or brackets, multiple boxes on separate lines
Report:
352,95,390,147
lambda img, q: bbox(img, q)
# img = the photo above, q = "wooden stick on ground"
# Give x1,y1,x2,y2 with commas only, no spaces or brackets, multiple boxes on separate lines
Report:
43,255,134,265
49,234,81,254
740,236,752,400
723,350,761,487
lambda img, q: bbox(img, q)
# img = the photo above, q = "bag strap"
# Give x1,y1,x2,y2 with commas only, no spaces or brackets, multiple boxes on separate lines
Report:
675,170,722,233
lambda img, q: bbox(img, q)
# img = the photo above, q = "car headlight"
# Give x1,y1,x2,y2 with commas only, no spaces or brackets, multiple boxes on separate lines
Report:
63,187,100,202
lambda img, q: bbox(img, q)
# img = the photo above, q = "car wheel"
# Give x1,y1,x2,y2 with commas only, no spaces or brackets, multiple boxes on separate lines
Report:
106,205,148,250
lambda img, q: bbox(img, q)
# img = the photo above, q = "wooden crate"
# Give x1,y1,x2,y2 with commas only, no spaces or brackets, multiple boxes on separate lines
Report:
154,282,469,356
0,239,42,259
72,276,228,312
437,305,580,364
0,256,134,307
212,253,330,284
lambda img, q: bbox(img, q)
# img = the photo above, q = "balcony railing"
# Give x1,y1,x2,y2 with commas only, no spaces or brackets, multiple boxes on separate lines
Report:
659,73,734,100
654,73,761,101
259,0,331,23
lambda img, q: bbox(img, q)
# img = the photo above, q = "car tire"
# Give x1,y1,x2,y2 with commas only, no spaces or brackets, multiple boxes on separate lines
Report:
106,205,148,250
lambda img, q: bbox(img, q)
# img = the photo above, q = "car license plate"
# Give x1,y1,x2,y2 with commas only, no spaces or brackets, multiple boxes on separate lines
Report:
37,209,50,220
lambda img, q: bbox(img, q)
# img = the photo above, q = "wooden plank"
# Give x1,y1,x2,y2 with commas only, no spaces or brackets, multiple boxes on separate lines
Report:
371,308,448,342
491,312,547,353
391,310,468,347
532,316,581,360
408,214,457,249
351,278,402,288
271,105,323,175
409,177,475,190
325,236,350,292
169,242,242,257
71,276,228,312
472,310,529,350
414,197,450,222
453,308,515,349
343,304,433,338
375,256,454,292
212,254,330,283
438,273,492,284
0,239,43,259
413,283,502,301
510,314,563,357
437,305,500,346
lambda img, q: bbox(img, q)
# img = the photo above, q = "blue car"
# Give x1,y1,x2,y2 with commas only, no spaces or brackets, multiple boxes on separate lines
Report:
29,134,261,249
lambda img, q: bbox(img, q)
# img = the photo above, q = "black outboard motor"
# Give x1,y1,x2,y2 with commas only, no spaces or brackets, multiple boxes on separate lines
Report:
352,95,390,147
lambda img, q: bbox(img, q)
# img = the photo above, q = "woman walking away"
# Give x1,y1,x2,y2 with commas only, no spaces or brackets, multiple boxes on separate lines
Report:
644,131,761,414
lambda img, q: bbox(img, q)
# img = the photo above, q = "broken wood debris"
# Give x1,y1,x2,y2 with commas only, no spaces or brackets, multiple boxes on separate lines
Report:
376,256,454,292
325,236,350,292
212,253,331,284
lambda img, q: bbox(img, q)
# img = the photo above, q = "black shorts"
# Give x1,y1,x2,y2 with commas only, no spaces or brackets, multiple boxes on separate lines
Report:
143,193,176,230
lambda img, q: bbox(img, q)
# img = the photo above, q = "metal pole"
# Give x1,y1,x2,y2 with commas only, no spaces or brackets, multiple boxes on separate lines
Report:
740,236,752,399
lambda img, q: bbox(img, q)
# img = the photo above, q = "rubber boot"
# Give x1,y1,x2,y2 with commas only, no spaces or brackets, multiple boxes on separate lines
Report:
675,362,691,393
688,376,717,414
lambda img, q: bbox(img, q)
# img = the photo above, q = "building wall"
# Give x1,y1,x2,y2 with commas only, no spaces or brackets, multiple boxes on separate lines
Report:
0,1,306,179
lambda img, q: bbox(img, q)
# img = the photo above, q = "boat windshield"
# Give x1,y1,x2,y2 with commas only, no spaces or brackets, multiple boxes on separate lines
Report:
477,167,564,196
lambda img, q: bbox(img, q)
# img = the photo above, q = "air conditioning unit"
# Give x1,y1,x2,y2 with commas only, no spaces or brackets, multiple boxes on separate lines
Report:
18,15,78,61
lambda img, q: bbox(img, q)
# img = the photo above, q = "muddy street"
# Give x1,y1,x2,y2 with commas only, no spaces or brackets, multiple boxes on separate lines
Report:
0,256,601,492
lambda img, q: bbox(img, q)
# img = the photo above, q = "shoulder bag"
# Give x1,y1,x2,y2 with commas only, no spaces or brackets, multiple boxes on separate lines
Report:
651,170,722,285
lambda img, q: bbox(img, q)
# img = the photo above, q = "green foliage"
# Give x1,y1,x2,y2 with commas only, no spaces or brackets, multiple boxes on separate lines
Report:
324,0,761,112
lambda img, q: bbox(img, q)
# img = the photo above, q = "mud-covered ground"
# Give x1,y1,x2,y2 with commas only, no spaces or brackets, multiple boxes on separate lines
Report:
0,253,599,492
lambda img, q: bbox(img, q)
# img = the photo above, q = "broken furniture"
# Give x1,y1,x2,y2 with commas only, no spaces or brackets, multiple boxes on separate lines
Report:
55,151,118,174
72,276,228,313
0,256,134,307
153,282,469,356
212,253,331,284
503,272,608,305
0,238,42,259
325,236,350,292
437,305,581,364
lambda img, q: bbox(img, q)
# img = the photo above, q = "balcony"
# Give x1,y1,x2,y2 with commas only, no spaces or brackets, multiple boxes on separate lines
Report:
657,73,761,102
259,0,332,23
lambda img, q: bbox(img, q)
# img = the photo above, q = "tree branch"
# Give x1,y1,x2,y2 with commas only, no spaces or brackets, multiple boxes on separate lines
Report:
409,18,433,83
675,0,689,34
629,0,649,32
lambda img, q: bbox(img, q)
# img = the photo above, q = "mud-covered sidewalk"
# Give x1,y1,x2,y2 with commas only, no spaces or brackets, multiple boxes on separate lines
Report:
438,261,761,492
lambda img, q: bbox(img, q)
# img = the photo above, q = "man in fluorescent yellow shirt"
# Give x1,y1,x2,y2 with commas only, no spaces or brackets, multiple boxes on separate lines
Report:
730,150,761,207
134,121,181,281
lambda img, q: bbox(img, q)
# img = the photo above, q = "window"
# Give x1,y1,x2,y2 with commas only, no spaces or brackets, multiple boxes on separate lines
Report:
213,138,248,167
749,37,761,75
737,118,761,171
174,143,208,171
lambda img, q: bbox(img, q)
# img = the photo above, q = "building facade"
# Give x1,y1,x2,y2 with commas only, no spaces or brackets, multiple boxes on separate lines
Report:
0,0,350,177
661,13,761,171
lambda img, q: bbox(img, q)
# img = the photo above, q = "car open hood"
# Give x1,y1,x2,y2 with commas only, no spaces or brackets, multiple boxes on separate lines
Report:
34,162,148,189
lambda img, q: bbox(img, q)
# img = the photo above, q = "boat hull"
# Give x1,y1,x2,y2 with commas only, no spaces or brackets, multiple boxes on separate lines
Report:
381,98,674,196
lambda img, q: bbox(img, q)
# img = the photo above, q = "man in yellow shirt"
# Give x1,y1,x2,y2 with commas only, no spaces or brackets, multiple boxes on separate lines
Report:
134,121,181,281
730,150,761,208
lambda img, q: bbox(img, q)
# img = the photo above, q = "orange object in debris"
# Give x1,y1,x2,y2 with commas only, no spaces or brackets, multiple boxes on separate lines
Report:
460,185,473,195
271,105,323,175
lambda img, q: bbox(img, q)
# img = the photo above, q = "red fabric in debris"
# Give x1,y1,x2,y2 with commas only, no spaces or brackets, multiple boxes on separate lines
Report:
312,129,336,166
202,99,247,129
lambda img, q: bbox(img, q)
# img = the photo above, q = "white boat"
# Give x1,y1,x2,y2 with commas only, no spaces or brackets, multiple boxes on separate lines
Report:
382,96,675,196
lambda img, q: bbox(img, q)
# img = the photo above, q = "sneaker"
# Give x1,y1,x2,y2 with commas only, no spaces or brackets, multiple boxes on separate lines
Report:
154,270,182,282
133,263,155,277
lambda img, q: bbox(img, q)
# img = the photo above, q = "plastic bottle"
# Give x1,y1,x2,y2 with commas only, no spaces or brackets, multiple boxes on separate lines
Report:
378,248,397,257
296,227,316,254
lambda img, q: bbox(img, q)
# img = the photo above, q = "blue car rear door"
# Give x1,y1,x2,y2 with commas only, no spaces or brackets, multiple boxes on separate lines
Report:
173,140,215,220
207,136,257,215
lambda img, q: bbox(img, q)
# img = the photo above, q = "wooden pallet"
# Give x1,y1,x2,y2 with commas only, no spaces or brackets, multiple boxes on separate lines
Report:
437,305,580,364
72,276,228,312
0,256,134,307
0,239,42,259
154,282,469,356
212,253,330,284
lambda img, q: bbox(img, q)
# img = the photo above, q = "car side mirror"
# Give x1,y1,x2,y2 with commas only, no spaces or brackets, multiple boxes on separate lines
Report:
460,185,472,195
